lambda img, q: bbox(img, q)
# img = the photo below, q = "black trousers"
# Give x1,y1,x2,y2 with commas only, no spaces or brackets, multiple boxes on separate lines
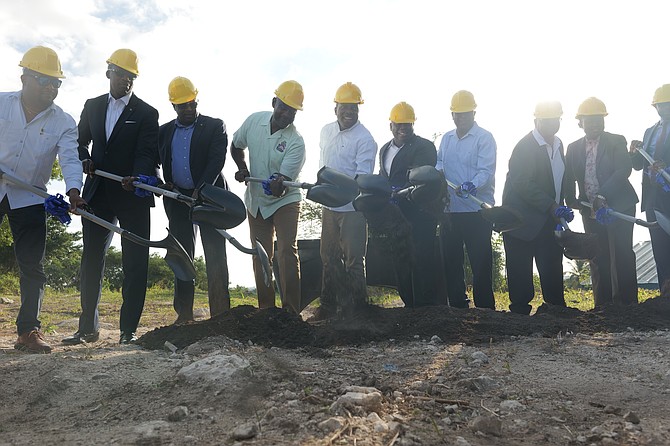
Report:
396,208,438,308
503,219,565,315
79,189,150,334
440,212,495,309
0,198,47,335
646,209,670,294
164,198,230,318
582,208,637,307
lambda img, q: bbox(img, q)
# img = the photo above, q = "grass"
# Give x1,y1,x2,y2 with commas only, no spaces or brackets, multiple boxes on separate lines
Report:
0,286,662,335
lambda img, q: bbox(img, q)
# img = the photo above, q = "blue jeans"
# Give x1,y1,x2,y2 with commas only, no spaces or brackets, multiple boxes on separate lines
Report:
0,197,47,335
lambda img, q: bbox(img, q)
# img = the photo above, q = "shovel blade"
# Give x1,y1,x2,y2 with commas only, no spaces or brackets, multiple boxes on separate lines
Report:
254,239,273,288
305,184,355,207
160,231,197,281
353,192,390,213
195,185,247,229
479,206,525,233
554,229,599,260
355,174,392,195
407,165,444,186
190,204,247,230
316,166,359,197
654,209,670,236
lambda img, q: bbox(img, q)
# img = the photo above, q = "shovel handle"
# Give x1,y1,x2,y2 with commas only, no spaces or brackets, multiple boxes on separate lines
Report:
245,176,312,189
93,169,196,205
636,148,670,184
580,201,657,228
444,178,491,209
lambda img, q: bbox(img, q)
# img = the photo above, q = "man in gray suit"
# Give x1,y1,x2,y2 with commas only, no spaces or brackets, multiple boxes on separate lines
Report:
565,97,638,308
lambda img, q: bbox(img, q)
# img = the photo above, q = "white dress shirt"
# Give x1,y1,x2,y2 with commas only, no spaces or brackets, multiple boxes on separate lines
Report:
319,120,378,212
532,128,564,204
105,92,131,140
0,91,83,209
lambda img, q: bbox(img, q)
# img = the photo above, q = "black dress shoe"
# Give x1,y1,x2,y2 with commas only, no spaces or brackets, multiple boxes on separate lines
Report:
62,331,100,345
119,332,138,344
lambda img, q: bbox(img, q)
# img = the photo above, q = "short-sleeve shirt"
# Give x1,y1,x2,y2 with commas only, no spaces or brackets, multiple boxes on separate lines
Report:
232,111,306,218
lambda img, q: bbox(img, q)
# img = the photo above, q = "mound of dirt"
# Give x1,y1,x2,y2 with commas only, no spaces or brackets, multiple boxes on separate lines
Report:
138,296,670,350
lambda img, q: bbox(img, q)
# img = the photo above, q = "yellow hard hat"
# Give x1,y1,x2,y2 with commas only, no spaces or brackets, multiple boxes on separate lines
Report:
274,80,304,111
19,46,65,79
168,77,198,104
106,49,139,76
652,84,670,105
534,101,563,119
389,102,416,123
334,82,364,104
450,90,477,113
576,97,608,119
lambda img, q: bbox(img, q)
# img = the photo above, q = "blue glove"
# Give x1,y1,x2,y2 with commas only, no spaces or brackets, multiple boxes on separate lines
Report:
134,175,158,198
456,181,477,198
595,207,615,225
261,174,279,196
655,170,670,193
554,205,574,222
44,193,71,225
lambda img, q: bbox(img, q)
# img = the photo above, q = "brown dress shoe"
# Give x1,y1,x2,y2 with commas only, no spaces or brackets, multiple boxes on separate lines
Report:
14,330,52,353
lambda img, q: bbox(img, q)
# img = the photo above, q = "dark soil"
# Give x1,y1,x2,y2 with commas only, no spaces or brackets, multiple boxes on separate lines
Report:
138,296,670,351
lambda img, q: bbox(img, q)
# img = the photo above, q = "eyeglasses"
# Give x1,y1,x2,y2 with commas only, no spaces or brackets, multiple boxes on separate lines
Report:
109,68,137,81
29,74,62,88
175,100,198,111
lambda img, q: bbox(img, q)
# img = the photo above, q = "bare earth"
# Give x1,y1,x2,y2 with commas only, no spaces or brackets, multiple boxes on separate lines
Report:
1,299,670,445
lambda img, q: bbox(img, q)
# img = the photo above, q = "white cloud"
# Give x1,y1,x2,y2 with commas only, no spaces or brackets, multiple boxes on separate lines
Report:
6,0,670,286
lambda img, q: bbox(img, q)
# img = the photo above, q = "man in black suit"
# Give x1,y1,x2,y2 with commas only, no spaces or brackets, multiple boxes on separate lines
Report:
502,101,573,315
564,97,638,308
158,77,230,323
378,102,439,307
63,49,159,345
631,84,670,295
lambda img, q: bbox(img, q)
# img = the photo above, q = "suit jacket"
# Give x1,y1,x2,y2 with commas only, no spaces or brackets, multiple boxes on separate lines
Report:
78,93,159,206
158,114,228,190
502,131,566,241
564,131,638,213
379,134,437,187
632,121,670,211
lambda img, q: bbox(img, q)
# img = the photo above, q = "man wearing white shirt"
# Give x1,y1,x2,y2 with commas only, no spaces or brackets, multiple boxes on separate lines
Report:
437,91,497,310
1,46,85,353
317,82,378,318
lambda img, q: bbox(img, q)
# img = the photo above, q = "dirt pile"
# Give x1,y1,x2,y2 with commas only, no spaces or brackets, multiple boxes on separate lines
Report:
138,296,670,350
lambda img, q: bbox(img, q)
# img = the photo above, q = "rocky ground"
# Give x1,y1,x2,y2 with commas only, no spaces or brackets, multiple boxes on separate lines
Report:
1,299,670,445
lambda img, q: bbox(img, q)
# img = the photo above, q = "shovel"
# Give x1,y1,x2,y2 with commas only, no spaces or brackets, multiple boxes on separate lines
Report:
0,169,196,281
635,147,670,185
554,217,599,260
245,166,359,207
581,201,670,236
444,178,523,233
94,169,246,229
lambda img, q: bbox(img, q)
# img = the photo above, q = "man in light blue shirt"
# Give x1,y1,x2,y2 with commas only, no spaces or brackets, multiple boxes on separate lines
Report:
436,90,496,309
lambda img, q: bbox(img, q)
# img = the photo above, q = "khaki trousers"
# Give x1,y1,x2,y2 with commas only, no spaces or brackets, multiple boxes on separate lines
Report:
248,202,301,312
320,208,368,312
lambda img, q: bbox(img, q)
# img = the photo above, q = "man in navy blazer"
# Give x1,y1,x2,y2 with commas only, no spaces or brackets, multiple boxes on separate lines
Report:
564,97,638,308
378,102,438,307
502,101,570,315
158,77,230,323
63,49,159,345
631,84,670,294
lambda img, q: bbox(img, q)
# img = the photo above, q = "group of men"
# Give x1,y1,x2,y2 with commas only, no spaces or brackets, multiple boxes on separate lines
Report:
3,45,670,354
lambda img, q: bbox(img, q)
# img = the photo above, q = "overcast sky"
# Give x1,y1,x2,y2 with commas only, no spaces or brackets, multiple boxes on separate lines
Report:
2,0,668,287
